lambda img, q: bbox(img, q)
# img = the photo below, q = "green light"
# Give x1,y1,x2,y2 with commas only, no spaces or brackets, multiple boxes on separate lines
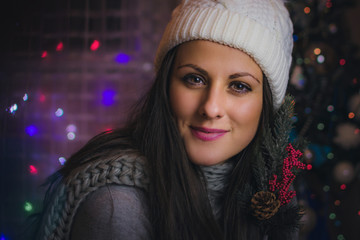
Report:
327,152,334,159
317,123,325,130
296,58,303,65
337,234,345,240
24,202,33,212
329,213,336,220
323,185,330,192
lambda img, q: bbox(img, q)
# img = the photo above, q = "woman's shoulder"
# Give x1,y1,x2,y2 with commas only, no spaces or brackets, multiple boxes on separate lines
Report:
70,184,151,240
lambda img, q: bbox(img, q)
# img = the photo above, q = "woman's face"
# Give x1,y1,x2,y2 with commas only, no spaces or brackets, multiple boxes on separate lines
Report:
169,40,263,166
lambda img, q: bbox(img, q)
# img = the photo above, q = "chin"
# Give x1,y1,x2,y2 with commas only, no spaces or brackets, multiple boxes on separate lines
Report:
187,152,228,166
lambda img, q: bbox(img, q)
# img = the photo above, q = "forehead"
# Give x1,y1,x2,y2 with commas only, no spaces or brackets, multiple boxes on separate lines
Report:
174,40,263,79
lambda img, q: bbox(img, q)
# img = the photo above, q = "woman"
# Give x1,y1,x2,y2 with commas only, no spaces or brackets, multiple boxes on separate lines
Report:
32,0,305,239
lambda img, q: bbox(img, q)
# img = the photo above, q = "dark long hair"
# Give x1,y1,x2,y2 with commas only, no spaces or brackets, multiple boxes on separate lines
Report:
31,45,275,240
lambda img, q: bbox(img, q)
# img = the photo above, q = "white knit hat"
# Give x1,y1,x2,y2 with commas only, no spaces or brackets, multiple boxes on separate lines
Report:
154,0,294,109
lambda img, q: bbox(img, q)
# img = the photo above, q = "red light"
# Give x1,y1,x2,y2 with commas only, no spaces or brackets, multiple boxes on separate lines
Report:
29,165,38,175
41,51,48,58
358,210,360,216
39,94,46,102
326,2,332,8
340,184,346,190
56,42,64,51
307,164,313,170
90,40,100,51
339,59,346,66
304,7,311,14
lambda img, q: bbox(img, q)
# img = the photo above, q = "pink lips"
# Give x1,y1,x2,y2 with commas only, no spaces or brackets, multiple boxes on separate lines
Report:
190,126,229,141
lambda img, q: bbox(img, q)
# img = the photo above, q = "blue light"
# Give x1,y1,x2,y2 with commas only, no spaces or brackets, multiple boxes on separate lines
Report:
102,89,117,106
55,108,64,117
26,125,38,136
293,34,299,42
115,53,130,64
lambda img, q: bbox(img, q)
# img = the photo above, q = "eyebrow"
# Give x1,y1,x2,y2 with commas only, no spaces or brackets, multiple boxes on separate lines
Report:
177,64,261,84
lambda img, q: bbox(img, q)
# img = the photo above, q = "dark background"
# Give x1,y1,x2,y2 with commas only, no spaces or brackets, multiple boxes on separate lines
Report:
1,0,360,239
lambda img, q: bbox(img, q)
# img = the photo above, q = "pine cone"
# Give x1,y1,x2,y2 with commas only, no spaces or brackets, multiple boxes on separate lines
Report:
251,191,280,220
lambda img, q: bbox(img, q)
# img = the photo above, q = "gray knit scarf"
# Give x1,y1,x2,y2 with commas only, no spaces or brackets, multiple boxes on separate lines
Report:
37,150,235,240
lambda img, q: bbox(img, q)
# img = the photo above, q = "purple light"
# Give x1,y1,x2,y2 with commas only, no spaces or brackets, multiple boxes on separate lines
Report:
102,89,116,106
26,125,38,136
115,53,130,64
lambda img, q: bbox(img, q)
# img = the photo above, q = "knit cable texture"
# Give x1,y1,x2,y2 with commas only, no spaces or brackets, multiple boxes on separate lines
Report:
39,151,149,240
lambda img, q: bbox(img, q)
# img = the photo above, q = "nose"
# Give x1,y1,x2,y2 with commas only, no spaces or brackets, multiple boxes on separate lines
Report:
199,85,225,119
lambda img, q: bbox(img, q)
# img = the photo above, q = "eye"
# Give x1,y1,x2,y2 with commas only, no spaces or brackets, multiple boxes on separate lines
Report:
182,74,205,86
229,81,252,94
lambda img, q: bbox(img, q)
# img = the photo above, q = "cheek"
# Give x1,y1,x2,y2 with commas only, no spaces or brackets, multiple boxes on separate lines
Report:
169,82,198,121
231,97,263,132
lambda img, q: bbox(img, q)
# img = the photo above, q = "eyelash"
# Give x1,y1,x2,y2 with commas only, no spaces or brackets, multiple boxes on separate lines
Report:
181,74,252,94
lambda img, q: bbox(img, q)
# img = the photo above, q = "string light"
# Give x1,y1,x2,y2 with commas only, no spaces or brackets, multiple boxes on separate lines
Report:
326,0,333,8
304,7,311,14
58,157,66,165
23,93,28,101
317,55,325,64
339,59,346,66
329,213,336,220
102,89,116,106
327,152,334,159
327,105,334,112
337,234,345,240
306,164,313,170
66,124,77,133
55,108,64,117
26,125,38,136
29,165,38,175
90,40,100,51
24,201,33,212
348,112,355,119
317,123,325,130
340,184,346,190
41,51,48,58
334,200,341,206
314,48,321,55
7,103,18,115
56,42,64,51
39,94,46,102
115,53,130,64
323,185,330,192
67,132,76,140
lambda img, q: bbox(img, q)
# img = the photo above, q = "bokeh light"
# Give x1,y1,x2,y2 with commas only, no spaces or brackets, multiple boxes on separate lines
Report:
26,125,38,136
90,40,100,51
58,157,66,165
56,42,64,51
24,202,33,212
317,55,325,64
304,7,311,14
55,108,64,117
23,93,28,101
66,124,77,133
8,103,18,115
41,51,48,58
67,132,76,140
115,53,131,64
102,89,117,106
29,165,38,175
339,59,346,66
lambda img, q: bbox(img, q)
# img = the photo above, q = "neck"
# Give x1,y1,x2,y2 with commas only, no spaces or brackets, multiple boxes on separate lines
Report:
200,159,235,220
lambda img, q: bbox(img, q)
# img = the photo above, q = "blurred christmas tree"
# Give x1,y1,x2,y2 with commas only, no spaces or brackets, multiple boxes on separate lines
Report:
287,0,360,239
